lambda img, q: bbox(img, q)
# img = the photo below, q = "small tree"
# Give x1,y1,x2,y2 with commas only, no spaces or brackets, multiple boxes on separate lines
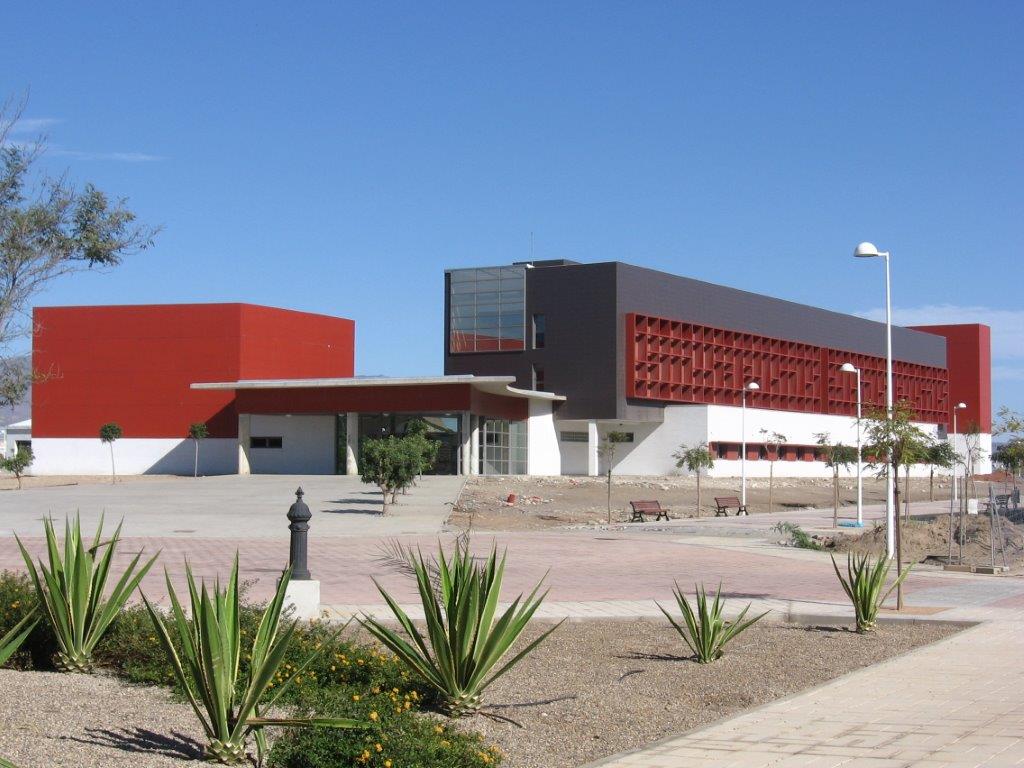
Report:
759,430,786,515
360,436,405,515
188,422,209,478
99,422,123,483
815,432,858,528
863,400,931,610
995,406,1024,439
1,445,33,489
599,431,631,524
673,443,715,516
925,440,957,501
993,439,1024,481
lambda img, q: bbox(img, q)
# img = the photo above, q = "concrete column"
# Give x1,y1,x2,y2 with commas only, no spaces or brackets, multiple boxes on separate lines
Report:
470,415,480,475
587,420,599,477
345,412,359,475
238,414,252,475
460,411,472,476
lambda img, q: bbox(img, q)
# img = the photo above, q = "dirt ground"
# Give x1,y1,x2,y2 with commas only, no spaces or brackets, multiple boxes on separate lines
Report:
0,474,185,492
451,475,976,531
828,513,1024,571
462,618,964,768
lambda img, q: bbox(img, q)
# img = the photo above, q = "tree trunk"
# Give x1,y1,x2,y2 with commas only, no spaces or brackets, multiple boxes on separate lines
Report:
893,461,904,610
109,443,116,484
929,467,934,501
768,462,774,515
380,485,390,515
905,465,913,522
607,468,613,525
832,469,839,528
696,472,702,518
193,440,199,478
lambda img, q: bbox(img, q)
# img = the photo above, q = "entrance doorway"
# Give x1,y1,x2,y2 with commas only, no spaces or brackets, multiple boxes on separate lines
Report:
351,413,462,475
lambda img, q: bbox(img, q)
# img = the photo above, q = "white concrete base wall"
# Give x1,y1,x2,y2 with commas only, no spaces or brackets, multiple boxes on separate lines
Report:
527,400,561,475
248,415,336,475
950,432,994,476
30,438,238,476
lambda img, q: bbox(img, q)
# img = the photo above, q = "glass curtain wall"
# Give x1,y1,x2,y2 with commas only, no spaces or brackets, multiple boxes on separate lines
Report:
353,413,463,475
479,418,528,475
448,266,526,352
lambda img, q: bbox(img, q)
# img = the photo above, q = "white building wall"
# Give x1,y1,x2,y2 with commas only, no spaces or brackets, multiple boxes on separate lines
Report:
609,406,708,476
30,438,238,475
950,432,993,475
526,400,561,475
247,414,336,475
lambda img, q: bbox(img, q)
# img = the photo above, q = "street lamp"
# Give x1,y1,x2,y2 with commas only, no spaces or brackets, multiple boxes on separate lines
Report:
841,362,864,527
854,242,894,558
741,381,760,509
952,402,967,505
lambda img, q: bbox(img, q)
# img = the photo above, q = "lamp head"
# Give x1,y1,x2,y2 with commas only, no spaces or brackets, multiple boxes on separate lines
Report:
840,362,858,373
746,381,760,391
854,241,882,258
955,402,967,410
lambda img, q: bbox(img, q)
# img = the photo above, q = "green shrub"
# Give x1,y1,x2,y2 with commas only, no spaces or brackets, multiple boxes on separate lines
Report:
362,541,561,716
0,570,54,669
773,521,824,550
268,685,502,768
141,558,359,764
832,553,911,633
658,582,767,663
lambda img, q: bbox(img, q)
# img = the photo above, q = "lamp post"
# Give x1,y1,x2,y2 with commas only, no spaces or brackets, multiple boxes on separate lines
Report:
841,362,864,527
741,381,760,509
854,242,895,558
952,402,967,505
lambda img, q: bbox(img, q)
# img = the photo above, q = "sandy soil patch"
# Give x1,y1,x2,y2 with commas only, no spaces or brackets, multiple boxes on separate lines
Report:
452,475,969,531
828,513,1024,571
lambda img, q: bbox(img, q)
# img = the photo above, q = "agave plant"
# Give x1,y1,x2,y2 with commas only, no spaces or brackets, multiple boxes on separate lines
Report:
15,515,157,672
0,606,39,667
141,557,359,764
658,582,767,663
832,553,911,633
361,541,561,717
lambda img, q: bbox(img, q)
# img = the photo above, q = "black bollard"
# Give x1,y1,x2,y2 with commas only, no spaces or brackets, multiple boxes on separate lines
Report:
287,487,312,580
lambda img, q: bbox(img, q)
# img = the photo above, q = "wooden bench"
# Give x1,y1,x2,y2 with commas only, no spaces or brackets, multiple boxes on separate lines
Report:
714,496,749,517
629,500,670,522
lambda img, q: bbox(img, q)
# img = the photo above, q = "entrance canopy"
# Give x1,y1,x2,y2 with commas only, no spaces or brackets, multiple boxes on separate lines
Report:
191,374,562,419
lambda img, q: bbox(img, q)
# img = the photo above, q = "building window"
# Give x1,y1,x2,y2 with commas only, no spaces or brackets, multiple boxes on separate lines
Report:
532,365,545,391
560,431,588,442
448,266,526,353
479,418,528,475
532,313,545,349
251,436,283,449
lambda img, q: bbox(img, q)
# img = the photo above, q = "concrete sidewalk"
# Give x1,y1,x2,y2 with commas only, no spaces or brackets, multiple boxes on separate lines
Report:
588,618,1024,767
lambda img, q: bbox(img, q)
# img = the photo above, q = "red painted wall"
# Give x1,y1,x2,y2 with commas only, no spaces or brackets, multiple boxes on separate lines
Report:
909,324,992,433
32,304,355,439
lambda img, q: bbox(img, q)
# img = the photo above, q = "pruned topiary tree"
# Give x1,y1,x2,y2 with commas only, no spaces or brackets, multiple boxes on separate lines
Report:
673,443,715,516
188,422,209,478
99,422,123,484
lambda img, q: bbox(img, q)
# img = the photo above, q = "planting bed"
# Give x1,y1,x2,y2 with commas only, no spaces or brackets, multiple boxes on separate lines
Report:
0,618,961,768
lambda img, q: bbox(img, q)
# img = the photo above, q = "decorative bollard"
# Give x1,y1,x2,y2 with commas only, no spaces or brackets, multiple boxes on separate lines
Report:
287,487,312,580
282,487,320,620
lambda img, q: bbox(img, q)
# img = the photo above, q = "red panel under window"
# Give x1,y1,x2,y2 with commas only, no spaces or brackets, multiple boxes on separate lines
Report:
625,313,950,425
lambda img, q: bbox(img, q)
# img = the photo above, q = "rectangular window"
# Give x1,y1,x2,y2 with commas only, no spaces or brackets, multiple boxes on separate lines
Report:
532,365,545,391
478,418,528,474
532,313,546,349
560,431,589,442
447,266,526,353
250,436,283,449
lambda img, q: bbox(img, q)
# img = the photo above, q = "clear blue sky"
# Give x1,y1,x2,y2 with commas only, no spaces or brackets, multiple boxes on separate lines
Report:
3,1,1022,414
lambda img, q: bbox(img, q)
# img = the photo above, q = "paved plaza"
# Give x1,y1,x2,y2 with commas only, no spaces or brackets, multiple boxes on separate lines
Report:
1,474,1022,767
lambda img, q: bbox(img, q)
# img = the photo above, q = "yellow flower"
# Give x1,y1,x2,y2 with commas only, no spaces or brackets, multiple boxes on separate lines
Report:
352,694,361,702
384,761,392,768
369,711,379,722
375,743,383,752
434,725,444,734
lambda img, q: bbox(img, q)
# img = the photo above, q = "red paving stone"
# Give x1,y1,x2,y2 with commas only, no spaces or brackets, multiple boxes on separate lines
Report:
1,530,950,609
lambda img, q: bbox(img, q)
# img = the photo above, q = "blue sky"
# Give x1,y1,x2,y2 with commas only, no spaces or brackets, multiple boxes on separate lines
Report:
3,1,1022,415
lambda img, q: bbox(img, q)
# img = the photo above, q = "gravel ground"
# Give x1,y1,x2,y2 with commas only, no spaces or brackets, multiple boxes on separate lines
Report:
0,620,962,768
459,618,964,768
0,669,207,768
